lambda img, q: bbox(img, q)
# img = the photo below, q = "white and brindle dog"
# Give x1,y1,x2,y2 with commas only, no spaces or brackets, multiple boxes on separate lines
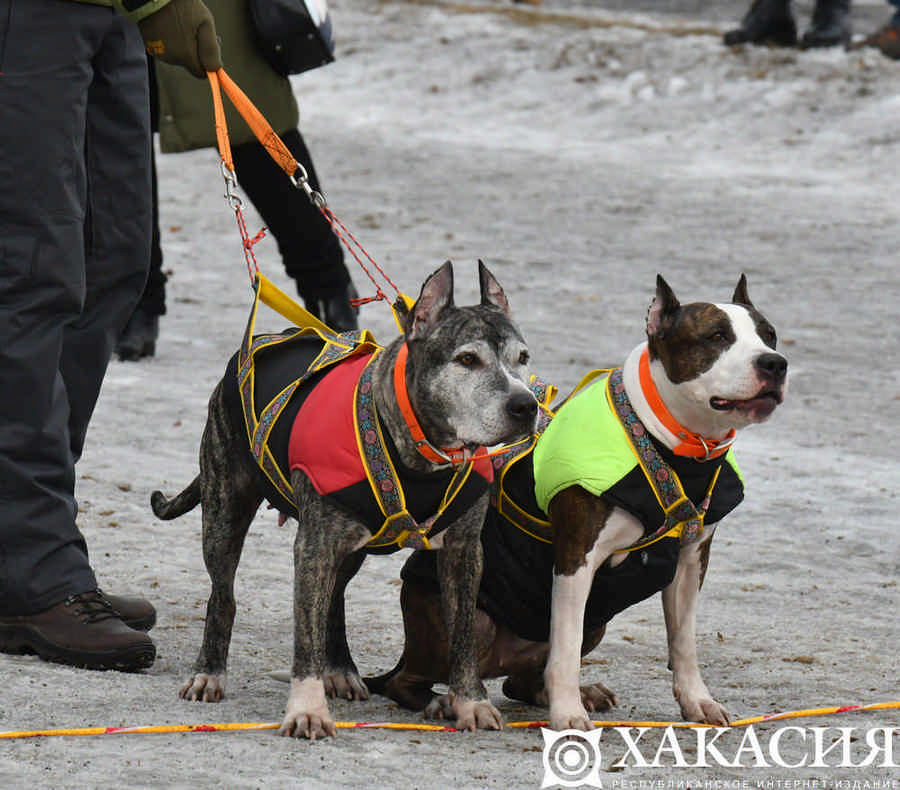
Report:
369,274,788,730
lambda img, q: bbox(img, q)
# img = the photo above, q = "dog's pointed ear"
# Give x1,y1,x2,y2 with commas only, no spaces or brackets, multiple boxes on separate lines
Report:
647,274,680,338
731,273,755,309
406,261,455,340
478,260,511,316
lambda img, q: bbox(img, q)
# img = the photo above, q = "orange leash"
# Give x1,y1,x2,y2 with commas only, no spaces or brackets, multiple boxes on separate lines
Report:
209,69,300,183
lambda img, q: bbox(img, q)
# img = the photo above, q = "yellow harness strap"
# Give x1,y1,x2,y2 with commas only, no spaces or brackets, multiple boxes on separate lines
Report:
611,465,721,554
238,274,381,507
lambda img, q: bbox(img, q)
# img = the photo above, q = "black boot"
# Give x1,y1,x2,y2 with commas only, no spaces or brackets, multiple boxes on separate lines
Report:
801,0,851,48
116,309,159,361
724,0,798,46
307,283,360,333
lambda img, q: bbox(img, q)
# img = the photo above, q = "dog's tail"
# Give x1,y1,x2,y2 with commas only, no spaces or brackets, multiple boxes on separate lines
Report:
151,476,201,520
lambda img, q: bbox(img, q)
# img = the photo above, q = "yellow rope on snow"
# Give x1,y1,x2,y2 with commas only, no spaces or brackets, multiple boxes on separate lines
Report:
1,701,898,739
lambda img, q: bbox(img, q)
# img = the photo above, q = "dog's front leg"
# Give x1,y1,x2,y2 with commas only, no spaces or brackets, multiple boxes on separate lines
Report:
662,533,729,725
279,473,369,739
427,494,503,731
544,488,638,731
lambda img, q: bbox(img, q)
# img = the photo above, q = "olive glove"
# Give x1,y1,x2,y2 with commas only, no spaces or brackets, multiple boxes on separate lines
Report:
137,0,223,78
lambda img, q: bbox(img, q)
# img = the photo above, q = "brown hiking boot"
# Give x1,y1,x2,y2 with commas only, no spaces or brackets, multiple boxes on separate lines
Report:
98,589,157,631
0,591,156,671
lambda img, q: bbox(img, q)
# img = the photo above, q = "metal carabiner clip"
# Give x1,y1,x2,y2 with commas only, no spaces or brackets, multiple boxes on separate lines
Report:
221,161,243,210
289,161,327,209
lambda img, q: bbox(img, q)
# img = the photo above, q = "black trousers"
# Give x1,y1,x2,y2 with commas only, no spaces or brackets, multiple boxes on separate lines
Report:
0,2,151,614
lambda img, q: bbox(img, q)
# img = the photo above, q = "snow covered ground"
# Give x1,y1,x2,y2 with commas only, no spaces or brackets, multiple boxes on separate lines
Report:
2,0,899,786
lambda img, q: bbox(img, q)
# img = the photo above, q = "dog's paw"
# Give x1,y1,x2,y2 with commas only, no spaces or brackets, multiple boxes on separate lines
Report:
323,669,370,701
679,696,730,726
278,711,337,740
673,675,730,725
425,693,503,731
456,699,504,732
179,673,226,702
279,677,337,739
581,681,617,712
549,704,595,732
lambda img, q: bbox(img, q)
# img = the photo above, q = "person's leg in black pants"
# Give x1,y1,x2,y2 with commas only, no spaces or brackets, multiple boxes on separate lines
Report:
0,1,155,670
231,129,358,331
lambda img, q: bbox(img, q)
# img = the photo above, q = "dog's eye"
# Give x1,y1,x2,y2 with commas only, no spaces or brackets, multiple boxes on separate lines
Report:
761,326,777,348
518,350,530,366
708,330,729,343
455,352,480,368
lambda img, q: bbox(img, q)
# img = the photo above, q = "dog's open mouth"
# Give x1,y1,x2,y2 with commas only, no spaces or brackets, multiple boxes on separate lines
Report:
710,389,783,417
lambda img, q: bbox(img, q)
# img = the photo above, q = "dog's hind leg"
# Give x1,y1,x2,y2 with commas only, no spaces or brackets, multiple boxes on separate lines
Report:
181,383,264,703
367,579,505,710
365,581,452,710
323,550,370,701
424,496,504,731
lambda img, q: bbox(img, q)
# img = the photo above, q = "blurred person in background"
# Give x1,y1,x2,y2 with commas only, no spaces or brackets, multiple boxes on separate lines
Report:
724,0,851,48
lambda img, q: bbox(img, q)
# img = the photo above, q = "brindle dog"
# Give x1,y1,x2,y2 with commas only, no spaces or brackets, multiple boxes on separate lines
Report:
153,261,538,738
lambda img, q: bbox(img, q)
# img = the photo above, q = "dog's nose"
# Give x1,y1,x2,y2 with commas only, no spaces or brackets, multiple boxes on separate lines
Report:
506,391,538,424
756,352,787,382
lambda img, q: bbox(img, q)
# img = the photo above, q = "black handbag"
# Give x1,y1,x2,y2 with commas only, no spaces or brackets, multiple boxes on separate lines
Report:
248,0,336,76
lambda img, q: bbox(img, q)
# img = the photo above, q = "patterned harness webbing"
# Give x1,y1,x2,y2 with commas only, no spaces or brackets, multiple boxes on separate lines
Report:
237,277,380,515
353,350,475,550
605,367,720,551
496,368,721,551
